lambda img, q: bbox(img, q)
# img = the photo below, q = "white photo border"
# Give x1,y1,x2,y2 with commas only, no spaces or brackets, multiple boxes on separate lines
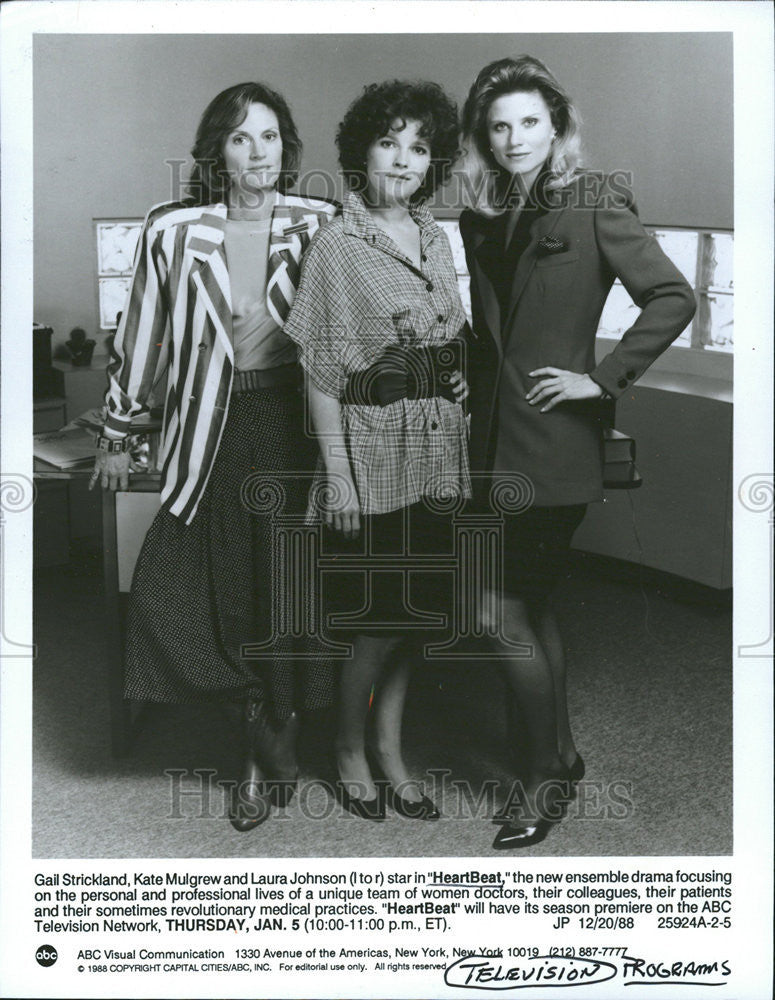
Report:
1,2,772,998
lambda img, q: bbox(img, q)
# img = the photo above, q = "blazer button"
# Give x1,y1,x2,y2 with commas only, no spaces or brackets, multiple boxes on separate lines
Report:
431,421,439,430
617,378,627,390
626,370,636,380
437,314,444,323
426,282,434,292
421,254,428,262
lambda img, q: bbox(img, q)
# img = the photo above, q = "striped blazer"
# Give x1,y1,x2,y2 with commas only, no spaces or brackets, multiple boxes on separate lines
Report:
103,193,337,523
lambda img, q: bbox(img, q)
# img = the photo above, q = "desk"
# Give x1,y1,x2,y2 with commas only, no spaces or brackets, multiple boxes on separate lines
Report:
34,462,160,755
33,398,69,566
573,375,733,589
48,362,114,551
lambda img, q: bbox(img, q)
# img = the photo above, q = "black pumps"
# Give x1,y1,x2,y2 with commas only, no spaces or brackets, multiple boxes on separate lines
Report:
491,762,578,850
367,751,440,821
332,750,441,821
492,818,554,850
334,781,386,822
228,698,299,832
568,753,586,784
385,785,441,821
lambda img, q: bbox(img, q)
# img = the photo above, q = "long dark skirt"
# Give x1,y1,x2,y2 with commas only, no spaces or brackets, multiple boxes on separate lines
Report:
123,387,335,721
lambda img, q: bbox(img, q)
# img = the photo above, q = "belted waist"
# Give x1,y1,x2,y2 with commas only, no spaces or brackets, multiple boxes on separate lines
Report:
231,363,301,394
341,342,464,407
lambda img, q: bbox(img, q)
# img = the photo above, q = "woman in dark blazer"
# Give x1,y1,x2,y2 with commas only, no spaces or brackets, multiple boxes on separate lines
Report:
458,55,696,849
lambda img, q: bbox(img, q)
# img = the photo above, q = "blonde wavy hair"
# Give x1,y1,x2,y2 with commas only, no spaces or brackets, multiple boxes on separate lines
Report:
460,55,582,217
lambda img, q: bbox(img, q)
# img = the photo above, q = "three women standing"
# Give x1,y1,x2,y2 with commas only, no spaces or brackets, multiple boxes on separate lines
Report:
96,60,695,850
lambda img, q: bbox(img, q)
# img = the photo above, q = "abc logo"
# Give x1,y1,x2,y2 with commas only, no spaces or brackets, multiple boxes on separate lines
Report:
36,945,58,967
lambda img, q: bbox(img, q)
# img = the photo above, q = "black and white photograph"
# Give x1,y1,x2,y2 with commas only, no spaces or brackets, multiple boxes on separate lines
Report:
27,25,737,858
1,2,772,998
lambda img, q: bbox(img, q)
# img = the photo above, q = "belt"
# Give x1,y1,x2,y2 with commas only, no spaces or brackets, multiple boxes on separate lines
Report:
231,364,301,394
341,342,463,407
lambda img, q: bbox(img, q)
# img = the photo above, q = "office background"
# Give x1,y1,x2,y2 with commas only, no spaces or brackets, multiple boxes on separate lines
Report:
35,32,732,350
32,33,733,857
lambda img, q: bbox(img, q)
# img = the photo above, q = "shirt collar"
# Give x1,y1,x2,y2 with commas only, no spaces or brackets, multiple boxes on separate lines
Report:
341,190,438,242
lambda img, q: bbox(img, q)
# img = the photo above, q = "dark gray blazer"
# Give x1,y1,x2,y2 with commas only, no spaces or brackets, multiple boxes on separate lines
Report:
459,172,697,506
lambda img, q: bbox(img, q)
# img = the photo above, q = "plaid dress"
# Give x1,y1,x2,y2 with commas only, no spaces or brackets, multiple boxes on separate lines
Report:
284,193,471,634
284,191,471,514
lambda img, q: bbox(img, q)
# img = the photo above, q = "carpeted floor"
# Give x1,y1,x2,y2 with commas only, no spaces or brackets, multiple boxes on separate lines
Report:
32,552,732,858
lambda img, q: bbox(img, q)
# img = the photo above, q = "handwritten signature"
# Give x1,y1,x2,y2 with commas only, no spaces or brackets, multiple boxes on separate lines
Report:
444,954,732,989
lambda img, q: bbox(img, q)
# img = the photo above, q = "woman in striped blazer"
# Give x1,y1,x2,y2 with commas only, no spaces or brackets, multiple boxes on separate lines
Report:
91,82,337,832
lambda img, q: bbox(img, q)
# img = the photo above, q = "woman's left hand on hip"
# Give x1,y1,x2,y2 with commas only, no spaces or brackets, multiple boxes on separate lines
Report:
526,368,603,412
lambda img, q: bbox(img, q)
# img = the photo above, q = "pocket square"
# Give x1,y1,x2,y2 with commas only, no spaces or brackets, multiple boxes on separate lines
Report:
537,235,569,256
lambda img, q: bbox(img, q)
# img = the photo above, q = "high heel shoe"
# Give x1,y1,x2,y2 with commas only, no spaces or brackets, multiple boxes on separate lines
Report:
492,817,554,850
334,781,386,821
491,768,570,848
367,751,440,821
331,752,385,821
386,787,440,821
568,754,586,784
229,757,273,832
492,793,568,849
226,698,299,831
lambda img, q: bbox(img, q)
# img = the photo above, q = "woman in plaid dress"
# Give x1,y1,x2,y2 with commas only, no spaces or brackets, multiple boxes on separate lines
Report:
285,81,470,821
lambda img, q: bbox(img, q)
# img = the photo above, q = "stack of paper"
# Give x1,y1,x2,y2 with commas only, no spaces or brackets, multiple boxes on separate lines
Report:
33,429,96,470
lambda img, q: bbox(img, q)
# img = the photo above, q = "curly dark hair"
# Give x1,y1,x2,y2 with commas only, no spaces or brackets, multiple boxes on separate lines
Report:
336,80,460,202
186,82,302,204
